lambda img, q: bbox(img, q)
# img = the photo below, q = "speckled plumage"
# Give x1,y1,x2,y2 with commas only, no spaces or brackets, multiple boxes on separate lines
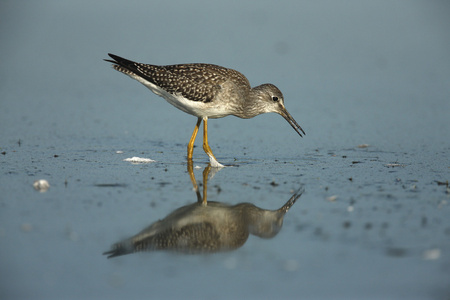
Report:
103,190,302,257
106,54,250,104
105,53,305,166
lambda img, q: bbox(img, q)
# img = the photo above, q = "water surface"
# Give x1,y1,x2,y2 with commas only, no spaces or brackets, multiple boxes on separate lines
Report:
1,1,449,299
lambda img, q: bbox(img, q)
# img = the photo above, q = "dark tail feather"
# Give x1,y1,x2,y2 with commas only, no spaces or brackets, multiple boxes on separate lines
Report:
104,53,140,70
102,242,133,259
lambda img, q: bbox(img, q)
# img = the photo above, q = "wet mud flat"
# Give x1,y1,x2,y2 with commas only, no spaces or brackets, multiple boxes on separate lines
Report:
1,135,449,299
1,1,449,298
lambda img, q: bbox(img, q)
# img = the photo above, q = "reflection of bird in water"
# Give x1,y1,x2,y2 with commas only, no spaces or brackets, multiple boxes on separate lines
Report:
103,190,302,258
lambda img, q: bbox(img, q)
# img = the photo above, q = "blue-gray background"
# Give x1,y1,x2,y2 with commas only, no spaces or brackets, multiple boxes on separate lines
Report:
1,1,449,299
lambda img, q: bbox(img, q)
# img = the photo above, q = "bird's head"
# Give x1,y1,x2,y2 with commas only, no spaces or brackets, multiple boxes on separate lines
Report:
252,84,306,137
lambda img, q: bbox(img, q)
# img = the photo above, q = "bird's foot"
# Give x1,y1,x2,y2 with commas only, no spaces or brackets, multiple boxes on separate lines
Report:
208,155,225,168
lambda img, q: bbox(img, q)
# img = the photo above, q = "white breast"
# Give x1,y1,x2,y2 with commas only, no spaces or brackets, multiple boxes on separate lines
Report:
130,73,232,119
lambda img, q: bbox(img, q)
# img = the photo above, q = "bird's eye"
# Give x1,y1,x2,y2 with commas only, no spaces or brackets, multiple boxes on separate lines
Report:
272,96,279,102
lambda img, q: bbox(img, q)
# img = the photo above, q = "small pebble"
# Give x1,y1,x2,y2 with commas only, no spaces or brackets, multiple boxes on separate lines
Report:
33,179,50,192
327,195,337,202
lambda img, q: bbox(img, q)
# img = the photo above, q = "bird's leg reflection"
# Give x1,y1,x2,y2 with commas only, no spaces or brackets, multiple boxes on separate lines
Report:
103,167,304,258
201,164,211,206
187,161,212,205
187,160,202,203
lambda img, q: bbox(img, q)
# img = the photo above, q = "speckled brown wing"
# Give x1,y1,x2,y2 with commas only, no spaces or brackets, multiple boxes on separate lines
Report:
138,63,231,102
106,54,251,103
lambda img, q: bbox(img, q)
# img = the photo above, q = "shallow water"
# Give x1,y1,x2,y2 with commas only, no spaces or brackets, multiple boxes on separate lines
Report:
1,1,450,299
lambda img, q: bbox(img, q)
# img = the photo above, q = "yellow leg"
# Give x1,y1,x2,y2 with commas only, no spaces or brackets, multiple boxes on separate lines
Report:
202,117,215,159
187,117,202,161
202,117,224,168
201,165,211,205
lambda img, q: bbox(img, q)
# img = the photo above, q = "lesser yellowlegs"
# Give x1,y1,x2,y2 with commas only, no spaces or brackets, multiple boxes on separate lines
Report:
105,53,305,167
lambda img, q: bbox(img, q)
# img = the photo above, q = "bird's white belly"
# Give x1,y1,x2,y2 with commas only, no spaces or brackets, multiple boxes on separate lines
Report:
132,74,231,119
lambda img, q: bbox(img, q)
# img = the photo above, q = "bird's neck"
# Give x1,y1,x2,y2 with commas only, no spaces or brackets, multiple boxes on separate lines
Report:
237,86,267,119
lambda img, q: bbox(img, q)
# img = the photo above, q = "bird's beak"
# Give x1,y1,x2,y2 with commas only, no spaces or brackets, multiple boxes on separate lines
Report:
279,107,306,137
278,188,304,213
